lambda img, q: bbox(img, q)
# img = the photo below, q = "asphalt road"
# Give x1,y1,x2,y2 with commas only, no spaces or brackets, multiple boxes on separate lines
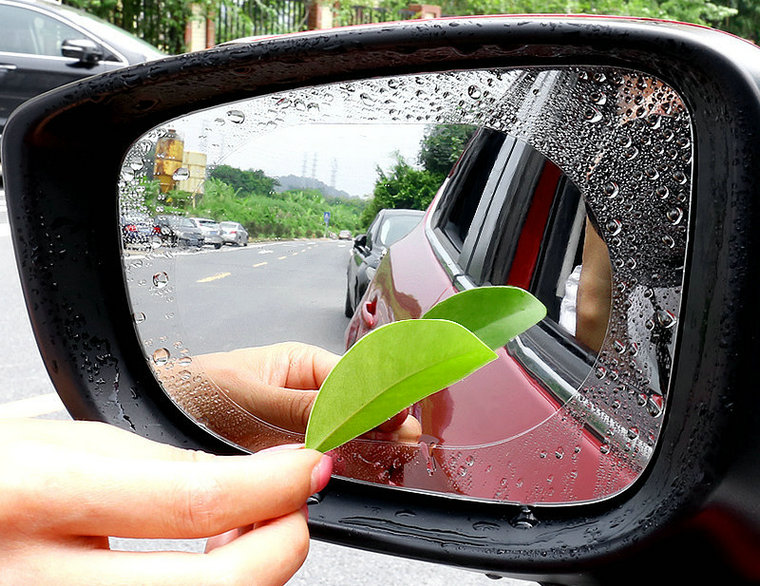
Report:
0,186,534,585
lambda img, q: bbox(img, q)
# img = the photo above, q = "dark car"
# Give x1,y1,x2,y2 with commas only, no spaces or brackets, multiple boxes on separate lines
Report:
344,209,424,317
153,215,204,248
6,16,760,586
0,0,162,179
120,213,155,248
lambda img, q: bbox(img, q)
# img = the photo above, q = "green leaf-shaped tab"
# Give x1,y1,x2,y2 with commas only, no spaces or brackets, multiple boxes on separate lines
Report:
305,319,496,453
422,286,546,350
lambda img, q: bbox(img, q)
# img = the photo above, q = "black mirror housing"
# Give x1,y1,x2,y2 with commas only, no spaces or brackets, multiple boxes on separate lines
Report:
353,234,367,249
3,16,760,585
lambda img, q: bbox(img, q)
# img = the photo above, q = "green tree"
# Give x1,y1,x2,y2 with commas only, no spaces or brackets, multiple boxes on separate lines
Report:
208,165,280,196
418,125,476,177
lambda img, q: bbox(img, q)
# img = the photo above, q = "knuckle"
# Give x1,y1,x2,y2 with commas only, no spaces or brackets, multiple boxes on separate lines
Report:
288,392,314,432
174,470,226,536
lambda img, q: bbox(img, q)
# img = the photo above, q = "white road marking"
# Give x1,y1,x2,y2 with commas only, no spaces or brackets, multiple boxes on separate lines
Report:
253,262,267,268
197,272,231,283
0,393,65,419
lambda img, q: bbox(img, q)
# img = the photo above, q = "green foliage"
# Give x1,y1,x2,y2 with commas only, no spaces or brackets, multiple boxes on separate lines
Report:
184,171,366,240
63,0,189,53
429,0,738,26
305,319,497,453
418,125,477,176
362,124,474,227
305,286,546,453
209,165,279,196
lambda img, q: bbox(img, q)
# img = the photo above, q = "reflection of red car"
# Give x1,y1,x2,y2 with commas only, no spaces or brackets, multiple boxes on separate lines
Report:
345,129,655,504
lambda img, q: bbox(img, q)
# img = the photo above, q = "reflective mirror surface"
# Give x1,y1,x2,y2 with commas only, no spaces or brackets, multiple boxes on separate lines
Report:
119,67,692,505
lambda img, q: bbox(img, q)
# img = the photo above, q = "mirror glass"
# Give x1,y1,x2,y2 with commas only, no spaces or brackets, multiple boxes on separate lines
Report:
119,67,692,505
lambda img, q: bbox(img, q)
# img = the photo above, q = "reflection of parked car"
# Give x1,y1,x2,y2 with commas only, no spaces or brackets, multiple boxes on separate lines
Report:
338,229,352,240
189,217,222,249
154,215,204,248
344,209,424,317
219,221,248,246
120,214,155,247
0,0,162,181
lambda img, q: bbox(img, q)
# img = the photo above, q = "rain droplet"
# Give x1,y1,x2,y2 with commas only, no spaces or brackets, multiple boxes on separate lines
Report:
133,312,146,324
657,309,678,328
647,394,664,417
603,182,619,198
467,85,482,99
152,348,170,365
672,171,687,185
583,106,603,123
627,427,640,440
623,145,639,159
227,110,245,124
606,219,622,236
153,272,169,288
600,443,611,455
666,207,684,225
359,93,375,106
121,168,135,181
655,186,670,199
662,234,676,248
172,168,190,181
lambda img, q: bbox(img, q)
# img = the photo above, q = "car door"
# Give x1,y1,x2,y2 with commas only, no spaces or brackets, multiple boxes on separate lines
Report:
0,2,123,134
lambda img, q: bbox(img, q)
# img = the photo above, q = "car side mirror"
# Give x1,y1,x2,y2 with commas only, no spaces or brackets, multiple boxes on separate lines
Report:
353,234,367,250
61,38,104,65
4,17,760,585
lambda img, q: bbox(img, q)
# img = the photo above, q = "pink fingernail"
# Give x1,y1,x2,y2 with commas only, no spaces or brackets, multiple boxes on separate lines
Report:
310,454,333,494
258,443,305,454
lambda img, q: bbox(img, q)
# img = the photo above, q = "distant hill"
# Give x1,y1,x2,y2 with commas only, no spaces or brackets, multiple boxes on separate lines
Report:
275,175,354,200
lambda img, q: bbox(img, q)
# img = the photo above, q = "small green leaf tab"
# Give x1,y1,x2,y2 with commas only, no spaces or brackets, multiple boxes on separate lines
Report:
422,286,546,350
305,319,497,453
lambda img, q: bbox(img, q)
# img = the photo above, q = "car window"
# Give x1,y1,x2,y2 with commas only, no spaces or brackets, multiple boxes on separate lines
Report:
0,4,82,57
377,214,423,247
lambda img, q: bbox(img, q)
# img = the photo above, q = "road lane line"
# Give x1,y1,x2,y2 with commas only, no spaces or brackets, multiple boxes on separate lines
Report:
278,255,287,260
253,262,267,268
197,272,231,283
0,393,65,419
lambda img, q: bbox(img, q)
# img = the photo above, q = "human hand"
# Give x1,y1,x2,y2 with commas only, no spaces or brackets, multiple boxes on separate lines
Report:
193,343,421,441
0,419,332,586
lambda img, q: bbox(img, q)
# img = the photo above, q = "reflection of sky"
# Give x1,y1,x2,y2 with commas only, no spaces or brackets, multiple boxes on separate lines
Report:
185,122,428,198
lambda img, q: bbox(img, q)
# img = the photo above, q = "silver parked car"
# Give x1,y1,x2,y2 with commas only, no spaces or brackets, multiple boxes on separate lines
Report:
189,217,222,249
219,221,248,246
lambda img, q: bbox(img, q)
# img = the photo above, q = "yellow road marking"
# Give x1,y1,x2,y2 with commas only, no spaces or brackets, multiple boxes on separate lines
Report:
253,262,267,268
197,272,231,283
0,393,65,419
278,255,287,260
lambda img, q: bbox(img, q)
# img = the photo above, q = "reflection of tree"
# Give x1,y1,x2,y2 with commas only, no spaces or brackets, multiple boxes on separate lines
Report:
361,125,476,226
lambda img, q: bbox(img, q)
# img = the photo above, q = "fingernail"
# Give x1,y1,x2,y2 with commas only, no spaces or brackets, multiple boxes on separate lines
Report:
258,443,304,454
310,454,333,494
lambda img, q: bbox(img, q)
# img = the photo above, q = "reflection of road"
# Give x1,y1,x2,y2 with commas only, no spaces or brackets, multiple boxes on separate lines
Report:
133,238,351,355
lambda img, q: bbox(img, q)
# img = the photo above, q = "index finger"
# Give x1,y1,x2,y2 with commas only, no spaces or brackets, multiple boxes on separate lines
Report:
3,438,332,539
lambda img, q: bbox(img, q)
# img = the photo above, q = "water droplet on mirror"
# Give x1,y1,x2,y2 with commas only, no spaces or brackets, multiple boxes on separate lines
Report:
359,93,375,106
583,106,602,123
666,207,684,225
133,312,146,324
226,110,245,124
657,309,678,328
172,168,189,181
467,85,482,99
627,427,640,440
662,234,676,248
153,272,169,288
603,182,619,198
152,348,170,365
606,219,622,236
